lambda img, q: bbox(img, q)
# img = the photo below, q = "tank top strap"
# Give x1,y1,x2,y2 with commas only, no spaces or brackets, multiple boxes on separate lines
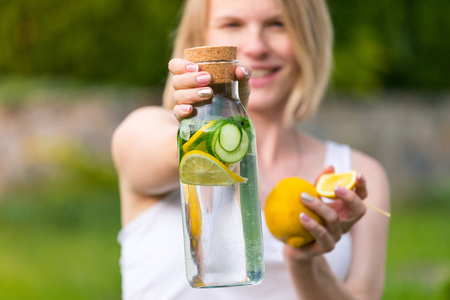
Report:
324,140,352,173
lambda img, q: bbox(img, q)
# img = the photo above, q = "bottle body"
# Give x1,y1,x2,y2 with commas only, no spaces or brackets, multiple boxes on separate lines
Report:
178,77,264,288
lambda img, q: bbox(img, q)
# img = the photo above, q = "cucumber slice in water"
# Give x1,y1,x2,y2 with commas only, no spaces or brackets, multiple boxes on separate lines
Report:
214,128,249,163
209,128,221,157
219,123,241,152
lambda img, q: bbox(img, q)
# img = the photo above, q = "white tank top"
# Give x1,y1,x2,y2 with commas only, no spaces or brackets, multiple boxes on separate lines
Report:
118,141,352,300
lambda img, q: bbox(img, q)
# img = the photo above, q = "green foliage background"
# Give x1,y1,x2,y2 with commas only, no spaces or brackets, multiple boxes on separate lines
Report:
1,0,449,92
329,0,450,92
0,0,182,86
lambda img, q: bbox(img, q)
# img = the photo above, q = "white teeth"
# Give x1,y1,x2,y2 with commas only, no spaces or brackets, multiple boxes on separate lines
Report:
252,69,273,78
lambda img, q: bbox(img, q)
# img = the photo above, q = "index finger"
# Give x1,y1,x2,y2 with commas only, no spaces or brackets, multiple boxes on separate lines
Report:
354,173,368,200
168,58,199,75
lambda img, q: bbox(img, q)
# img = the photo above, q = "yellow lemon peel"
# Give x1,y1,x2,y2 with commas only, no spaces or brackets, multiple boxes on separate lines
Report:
265,178,324,248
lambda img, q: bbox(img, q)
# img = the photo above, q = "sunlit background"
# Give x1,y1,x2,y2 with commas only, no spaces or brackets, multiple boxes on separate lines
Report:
0,0,449,299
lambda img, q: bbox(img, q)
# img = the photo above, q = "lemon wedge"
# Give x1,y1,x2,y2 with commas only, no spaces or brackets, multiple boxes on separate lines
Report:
182,121,216,153
180,150,247,186
184,185,202,251
316,170,358,199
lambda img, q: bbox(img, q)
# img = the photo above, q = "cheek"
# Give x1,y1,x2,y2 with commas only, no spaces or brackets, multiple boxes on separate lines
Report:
263,30,295,60
206,30,237,47
205,30,217,45
274,38,295,63
278,39,298,80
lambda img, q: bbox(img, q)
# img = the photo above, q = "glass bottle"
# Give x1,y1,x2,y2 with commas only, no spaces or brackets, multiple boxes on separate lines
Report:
177,46,264,288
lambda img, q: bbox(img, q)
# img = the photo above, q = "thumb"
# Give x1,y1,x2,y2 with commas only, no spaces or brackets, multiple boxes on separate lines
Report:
239,81,250,108
236,65,251,108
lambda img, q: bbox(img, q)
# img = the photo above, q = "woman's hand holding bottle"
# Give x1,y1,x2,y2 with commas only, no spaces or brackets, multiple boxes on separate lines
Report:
168,58,252,121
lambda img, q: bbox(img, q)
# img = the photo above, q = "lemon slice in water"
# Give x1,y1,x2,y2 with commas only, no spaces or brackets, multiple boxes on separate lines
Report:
182,121,216,153
180,150,247,186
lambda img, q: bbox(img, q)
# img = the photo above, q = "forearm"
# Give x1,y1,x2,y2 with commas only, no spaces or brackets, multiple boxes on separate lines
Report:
287,256,358,300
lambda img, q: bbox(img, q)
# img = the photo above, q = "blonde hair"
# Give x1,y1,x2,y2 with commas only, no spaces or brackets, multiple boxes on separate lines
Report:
162,0,333,125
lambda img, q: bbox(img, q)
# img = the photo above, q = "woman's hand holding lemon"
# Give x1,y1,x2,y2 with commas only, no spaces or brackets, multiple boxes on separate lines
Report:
315,166,368,234
265,166,368,261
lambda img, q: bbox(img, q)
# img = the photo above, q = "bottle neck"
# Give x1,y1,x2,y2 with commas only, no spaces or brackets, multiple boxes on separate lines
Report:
186,60,244,120
197,60,239,100
210,81,239,101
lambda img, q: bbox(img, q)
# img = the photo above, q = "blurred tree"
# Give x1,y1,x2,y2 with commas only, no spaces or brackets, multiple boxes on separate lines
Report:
329,0,450,92
0,0,448,92
0,0,183,86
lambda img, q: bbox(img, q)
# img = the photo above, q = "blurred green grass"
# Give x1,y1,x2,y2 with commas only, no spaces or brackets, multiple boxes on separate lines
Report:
384,204,450,300
0,187,121,299
0,140,122,299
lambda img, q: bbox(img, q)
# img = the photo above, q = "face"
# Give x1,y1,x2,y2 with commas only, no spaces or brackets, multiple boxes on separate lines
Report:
206,0,298,114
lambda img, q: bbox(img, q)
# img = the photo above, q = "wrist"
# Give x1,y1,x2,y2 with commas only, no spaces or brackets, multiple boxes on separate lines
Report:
287,255,331,279
283,243,323,262
286,252,320,269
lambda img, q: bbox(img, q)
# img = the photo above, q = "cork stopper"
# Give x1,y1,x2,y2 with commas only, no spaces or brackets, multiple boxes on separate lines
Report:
184,46,237,83
184,46,236,62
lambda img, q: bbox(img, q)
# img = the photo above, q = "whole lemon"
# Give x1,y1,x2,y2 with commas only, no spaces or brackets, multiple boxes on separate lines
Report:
264,177,324,248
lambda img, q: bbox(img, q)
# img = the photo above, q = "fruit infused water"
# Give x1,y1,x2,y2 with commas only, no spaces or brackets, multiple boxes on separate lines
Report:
178,46,264,288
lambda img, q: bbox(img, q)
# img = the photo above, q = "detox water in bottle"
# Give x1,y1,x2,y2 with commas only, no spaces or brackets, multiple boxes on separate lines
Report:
177,46,264,288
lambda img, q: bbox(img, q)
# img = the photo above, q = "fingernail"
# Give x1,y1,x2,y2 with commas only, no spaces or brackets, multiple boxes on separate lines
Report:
240,66,249,76
196,74,211,84
181,105,191,112
186,64,198,72
300,212,311,222
197,88,212,98
357,173,364,181
335,186,347,197
301,192,315,202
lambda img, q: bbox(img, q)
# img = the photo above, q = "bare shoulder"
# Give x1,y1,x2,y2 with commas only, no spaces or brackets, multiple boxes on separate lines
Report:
351,149,388,182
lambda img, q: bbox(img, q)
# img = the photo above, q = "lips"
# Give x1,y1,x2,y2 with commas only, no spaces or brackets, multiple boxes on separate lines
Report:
249,67,280,87
251,68,279,78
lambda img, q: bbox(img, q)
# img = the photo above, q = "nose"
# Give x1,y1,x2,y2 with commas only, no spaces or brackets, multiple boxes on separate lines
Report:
240,25,269,60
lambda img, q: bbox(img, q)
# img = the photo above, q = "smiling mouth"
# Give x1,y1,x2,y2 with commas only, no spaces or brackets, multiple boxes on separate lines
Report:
251,68,279,78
